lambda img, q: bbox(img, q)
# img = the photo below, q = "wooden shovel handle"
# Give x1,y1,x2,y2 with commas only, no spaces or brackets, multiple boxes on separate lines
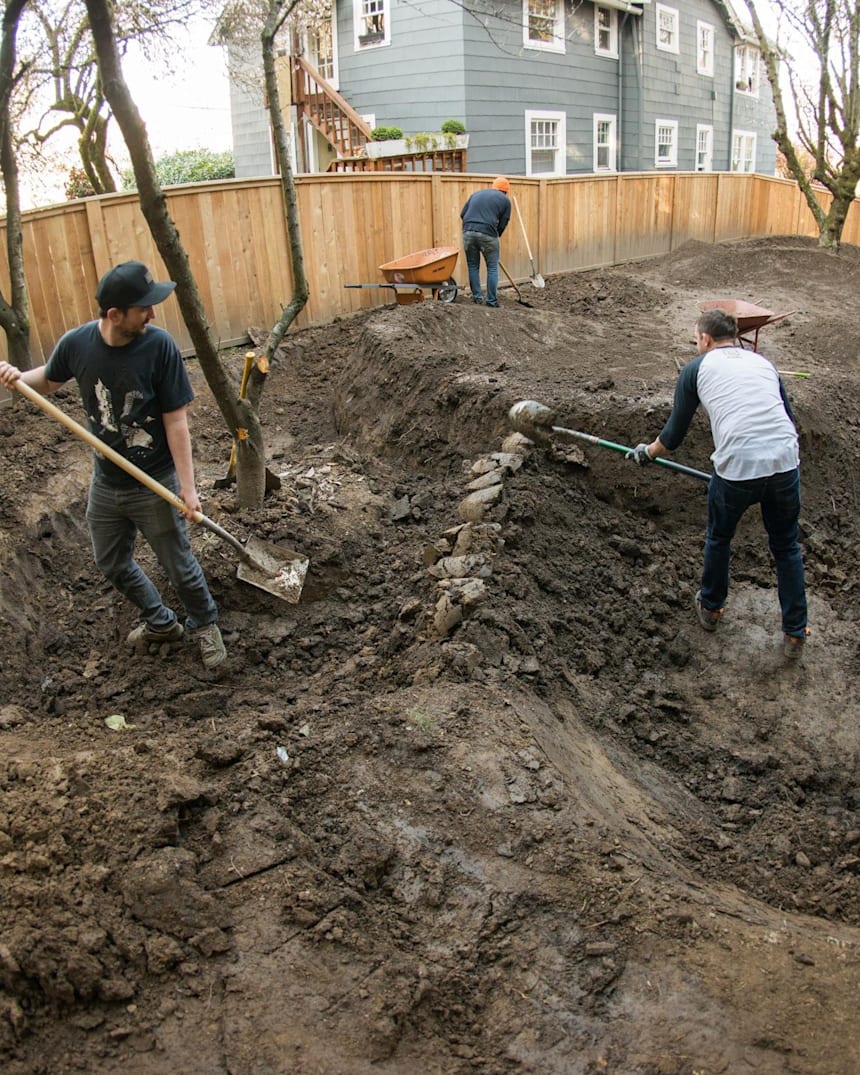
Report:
12,377,203,524
512,197,536,262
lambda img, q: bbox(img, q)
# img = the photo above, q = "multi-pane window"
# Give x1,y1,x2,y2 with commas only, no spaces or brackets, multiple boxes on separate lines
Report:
731,130,756,172
594,114,617,171
656,4,679,54
655,120,678,166
526,110,566,175
735,44,760,95
697,21,714,76
355,0,388,47
595,6,618,58
524,0,564,53
696,125,713,172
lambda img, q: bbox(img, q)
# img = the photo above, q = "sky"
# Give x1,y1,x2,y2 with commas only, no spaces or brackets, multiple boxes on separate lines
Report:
20,16,233,210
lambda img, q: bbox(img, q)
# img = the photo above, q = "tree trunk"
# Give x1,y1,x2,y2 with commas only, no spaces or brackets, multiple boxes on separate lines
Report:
0,0,32,370
83,0,269,507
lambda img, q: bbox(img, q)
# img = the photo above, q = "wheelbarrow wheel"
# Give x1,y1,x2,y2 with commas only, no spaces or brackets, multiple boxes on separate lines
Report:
435,278,458,304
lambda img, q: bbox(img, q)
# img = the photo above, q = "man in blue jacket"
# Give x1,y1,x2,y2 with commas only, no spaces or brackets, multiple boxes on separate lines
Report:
460,176,511,307
628,307,809,660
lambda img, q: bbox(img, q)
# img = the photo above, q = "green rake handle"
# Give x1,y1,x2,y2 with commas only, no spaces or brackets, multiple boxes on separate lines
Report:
550,424,712,483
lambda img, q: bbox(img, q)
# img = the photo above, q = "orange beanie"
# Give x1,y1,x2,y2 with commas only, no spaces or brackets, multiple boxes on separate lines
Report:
492,176,510,194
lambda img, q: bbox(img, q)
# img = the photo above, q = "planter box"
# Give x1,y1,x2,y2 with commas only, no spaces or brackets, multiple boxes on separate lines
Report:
365,134,468,159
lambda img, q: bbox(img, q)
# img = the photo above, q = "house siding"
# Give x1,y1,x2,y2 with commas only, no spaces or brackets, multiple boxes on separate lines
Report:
228,0,776,179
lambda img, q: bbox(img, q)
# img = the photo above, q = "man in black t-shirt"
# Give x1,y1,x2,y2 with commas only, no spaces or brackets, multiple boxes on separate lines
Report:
0,261,226,670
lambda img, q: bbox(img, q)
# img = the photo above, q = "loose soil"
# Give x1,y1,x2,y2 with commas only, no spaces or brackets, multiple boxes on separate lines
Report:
1,236,859,1075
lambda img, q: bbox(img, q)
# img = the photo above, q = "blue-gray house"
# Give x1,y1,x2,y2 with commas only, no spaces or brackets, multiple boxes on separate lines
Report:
224,0,776,178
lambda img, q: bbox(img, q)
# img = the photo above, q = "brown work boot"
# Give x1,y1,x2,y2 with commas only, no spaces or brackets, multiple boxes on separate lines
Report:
694,591,724,632
127,619,184,650
784,628,810,661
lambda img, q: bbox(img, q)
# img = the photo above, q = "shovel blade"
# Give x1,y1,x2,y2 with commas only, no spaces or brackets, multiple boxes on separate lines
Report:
236,534,309,604
530,274,545,289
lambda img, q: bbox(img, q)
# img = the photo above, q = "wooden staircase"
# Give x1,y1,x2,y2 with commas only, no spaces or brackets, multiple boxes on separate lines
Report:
290,55,373,165
289,55,467,174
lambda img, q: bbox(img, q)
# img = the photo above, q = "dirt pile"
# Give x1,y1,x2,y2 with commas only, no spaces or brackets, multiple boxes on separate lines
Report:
1,236,859,1074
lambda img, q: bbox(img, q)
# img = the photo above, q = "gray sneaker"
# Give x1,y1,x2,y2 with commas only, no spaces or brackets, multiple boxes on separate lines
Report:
127,620,184,647
194,623,226,669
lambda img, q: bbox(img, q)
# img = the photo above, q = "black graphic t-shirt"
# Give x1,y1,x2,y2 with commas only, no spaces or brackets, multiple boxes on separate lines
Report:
45,321,194,487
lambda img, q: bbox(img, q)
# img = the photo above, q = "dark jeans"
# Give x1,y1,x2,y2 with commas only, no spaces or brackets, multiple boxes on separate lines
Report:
700,468,807,637
463,232,500,305
86,471,218,632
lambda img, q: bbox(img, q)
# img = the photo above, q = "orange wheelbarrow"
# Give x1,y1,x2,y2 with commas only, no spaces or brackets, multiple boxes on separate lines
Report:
346,246,459,305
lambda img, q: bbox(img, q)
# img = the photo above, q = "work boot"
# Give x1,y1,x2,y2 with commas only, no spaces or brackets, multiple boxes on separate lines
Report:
784,628,810,661
194,623,226,670
694,590,723,632
127,619,184,649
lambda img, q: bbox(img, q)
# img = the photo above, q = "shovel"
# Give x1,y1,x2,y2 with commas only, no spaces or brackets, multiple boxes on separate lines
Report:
512,197,545,288
498,260,533,308
509,400,711,482
11,378,309,603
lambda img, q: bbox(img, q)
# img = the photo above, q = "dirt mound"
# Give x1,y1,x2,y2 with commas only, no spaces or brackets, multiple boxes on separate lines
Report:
1,236,859,1074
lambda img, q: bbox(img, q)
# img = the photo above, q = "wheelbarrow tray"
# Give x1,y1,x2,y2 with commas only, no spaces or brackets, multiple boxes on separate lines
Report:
699,298,777,332
379,246,459,285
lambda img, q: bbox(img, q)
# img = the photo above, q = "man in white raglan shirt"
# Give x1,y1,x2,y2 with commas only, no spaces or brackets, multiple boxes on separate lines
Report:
627,307,809,660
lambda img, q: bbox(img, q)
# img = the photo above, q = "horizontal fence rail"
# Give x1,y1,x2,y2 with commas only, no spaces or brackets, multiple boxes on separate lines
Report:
0,171,850,363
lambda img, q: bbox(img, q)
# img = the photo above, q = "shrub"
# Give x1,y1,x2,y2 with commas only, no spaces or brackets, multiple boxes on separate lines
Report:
122,148,235,190
441,119,466,134
65,167,96,200
370,126,404,141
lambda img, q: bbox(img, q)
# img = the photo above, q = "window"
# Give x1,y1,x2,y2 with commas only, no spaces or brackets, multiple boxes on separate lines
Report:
594,114,617,171
595,6,618,58
734,44,760,95
526,110,566,175
354,0,389,49
656,4,679,54
696,125,713,172
697,21,714,77
306,19,338,87
731,130,757,172
524,0,564,53
655,119,678,167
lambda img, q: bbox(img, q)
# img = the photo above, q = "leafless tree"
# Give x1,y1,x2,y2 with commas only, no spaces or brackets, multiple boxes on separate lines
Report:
744,0,860,250
0,0,33,370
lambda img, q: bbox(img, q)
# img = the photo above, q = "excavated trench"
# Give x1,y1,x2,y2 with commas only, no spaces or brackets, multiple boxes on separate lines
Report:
1,237,859,1074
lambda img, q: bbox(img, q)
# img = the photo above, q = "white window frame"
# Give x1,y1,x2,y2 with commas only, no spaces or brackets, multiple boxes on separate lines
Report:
595,6,618,59
731,129,757,173
525,110,567,176
697,21,714,77
354,0,390,50
734,44,760,96
656,4,679,55
594,113,617,172
696,124,713,172
523,0,565,53
654,119,678,167
304,16,339,89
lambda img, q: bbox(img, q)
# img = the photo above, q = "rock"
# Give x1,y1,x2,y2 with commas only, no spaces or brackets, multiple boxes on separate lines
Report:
433,594,463,637
501,431,534,453
491,451,525,473
466,468,504,492
795,850,812,868
389,494,412,521
0,705,28,729
426,554,491,580
458,484,503,522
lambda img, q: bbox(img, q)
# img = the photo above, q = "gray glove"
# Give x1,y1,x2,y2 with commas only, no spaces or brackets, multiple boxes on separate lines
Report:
627,443,653,466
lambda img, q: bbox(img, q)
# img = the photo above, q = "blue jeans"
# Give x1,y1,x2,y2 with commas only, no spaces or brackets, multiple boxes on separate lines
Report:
86,471,218,631
700,469,807,637
463,232,500,305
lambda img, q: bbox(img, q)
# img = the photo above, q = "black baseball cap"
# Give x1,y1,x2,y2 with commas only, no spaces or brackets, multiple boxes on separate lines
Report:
95,261,176,310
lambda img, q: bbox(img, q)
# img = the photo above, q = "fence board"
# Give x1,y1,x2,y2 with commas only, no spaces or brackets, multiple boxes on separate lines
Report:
1,171,855,364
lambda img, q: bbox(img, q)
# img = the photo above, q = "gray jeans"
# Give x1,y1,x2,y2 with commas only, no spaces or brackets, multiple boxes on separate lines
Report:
86,471,218,631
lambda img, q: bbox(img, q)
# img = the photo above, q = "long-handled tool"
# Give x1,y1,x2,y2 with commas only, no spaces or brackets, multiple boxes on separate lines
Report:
509,400,711,483
12,379,309,603
498,260,533,308
512,197,545,288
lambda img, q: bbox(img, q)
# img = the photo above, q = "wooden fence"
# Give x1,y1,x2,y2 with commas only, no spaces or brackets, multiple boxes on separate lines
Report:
0,171,852,363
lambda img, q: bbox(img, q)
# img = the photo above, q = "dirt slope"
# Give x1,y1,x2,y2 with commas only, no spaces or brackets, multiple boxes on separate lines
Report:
1,236,859,1075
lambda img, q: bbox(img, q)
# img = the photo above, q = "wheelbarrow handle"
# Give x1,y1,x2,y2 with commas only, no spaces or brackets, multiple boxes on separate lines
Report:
550,424,711,483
